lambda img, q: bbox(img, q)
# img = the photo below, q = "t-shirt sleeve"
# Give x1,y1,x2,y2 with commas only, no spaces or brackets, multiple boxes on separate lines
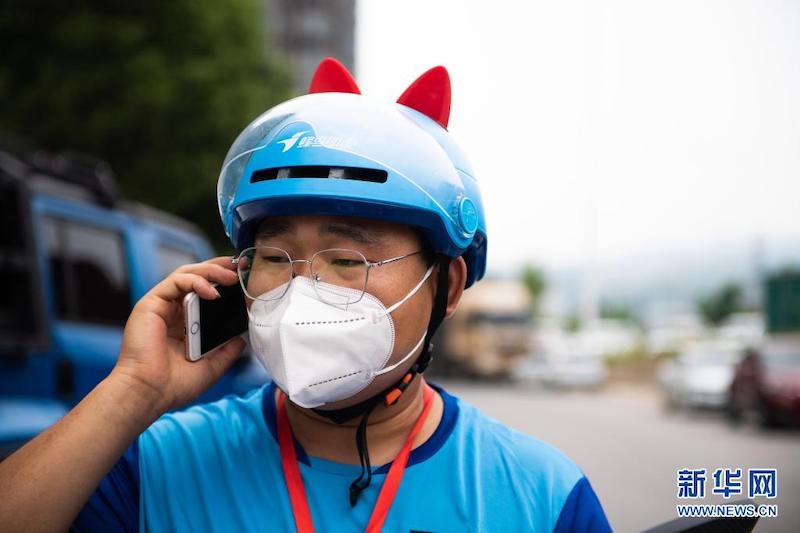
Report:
553,476,612,533
70,440,140,533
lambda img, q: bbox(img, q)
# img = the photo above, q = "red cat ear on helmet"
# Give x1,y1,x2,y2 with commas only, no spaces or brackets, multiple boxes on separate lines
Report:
309,57,361,94
396,66,451,129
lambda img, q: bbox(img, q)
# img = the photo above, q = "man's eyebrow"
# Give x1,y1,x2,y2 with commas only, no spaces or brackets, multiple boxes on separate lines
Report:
322,222,383,245
255,220,293,240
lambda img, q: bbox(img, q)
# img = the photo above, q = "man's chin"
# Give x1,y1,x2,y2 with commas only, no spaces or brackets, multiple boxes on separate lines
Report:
309,375,419,413
283,364,418,413
310,388,375,412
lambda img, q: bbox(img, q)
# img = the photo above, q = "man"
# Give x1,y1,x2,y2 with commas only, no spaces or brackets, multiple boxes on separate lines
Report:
0,58,611,532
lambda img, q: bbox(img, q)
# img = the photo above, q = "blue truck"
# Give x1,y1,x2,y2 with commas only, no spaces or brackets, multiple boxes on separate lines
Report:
0,141,258,457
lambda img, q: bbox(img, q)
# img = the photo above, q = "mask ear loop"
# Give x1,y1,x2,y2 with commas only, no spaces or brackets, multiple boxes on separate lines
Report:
381,264,435,316
374,333,426,377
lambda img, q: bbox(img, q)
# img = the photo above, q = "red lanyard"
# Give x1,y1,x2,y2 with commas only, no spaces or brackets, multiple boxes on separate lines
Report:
277,384,436,533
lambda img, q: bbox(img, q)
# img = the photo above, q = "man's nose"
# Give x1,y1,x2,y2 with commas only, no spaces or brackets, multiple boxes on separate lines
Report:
291,259,313,279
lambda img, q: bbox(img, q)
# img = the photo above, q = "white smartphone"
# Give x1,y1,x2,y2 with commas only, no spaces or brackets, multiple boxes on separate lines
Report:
183,282,248,362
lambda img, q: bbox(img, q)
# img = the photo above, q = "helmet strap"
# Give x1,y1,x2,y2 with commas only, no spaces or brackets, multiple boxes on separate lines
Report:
310,257,451,506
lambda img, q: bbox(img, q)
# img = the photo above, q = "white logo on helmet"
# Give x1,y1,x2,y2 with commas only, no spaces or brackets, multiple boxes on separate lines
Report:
277,131,308,152
276,131,354,152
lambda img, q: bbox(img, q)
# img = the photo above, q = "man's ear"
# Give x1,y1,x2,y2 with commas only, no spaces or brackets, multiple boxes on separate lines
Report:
445,256,467,318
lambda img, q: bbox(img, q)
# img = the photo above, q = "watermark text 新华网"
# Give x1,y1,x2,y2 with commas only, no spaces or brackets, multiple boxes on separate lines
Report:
675,467,778,518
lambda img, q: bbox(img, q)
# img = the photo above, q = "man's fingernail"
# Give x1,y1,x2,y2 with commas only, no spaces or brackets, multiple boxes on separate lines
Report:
214,288,221,298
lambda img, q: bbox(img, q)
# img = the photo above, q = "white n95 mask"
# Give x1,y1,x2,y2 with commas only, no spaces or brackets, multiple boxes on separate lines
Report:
247,266,434,408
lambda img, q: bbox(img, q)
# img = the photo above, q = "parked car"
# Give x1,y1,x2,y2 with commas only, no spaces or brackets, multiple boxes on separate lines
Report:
658,340,743,411
517,356,608,389
516,329,609,389
717,312,765,347
0,141,251,458
727,337,800,427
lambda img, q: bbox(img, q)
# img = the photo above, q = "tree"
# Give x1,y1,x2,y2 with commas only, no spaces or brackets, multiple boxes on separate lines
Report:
698,283,744,327
562,314,581,333
600,302,638,325
0,1,293,250
520,263,546,316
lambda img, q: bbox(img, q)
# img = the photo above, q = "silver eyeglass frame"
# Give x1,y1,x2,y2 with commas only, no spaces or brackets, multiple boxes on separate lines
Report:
231,247,423,304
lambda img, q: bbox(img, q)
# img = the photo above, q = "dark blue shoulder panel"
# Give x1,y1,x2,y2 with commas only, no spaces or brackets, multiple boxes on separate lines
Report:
554,476,612,533
70,440,140,532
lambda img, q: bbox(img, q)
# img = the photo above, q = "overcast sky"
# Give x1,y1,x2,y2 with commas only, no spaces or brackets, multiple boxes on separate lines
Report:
355,0,800,276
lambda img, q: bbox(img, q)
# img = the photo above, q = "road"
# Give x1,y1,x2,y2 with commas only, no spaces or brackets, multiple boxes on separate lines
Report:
442,380,799,533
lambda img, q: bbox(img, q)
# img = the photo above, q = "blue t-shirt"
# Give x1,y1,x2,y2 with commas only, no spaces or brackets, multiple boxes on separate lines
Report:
73,382,610,532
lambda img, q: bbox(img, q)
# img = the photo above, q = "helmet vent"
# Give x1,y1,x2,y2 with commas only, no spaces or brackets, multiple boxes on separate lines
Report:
251,166,387,184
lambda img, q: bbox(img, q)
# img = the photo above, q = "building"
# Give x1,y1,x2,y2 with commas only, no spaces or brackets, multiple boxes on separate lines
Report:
263,0,357,93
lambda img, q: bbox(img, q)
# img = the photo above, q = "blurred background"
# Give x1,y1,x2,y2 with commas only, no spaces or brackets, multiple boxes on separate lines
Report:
1,1,799,531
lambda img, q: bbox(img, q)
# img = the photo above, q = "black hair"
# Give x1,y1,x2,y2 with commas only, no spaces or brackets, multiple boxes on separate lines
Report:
416,230,437,266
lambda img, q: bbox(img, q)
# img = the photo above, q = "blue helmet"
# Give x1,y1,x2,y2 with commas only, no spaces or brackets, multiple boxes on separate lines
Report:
217,58,487,287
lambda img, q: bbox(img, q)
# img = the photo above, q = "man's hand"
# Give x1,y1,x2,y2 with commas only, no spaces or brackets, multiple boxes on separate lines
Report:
111,256,246,416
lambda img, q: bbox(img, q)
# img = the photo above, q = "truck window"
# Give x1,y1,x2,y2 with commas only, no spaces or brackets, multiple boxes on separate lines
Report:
43,217,131,326
0,171,49,350
157,245,197,279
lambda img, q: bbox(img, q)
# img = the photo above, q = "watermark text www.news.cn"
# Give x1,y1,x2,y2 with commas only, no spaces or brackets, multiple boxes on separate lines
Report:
675,467,778,518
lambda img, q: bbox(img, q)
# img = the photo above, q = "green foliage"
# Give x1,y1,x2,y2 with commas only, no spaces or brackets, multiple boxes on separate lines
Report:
0,1,293,250
562,314,581,333
520,263,546,315
697,282,744,327
600,302,639,327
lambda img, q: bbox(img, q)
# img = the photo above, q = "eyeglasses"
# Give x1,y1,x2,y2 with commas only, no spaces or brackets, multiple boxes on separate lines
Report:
232,246,423,305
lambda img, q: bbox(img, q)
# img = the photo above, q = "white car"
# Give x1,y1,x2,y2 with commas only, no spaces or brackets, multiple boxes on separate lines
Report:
516,355,608,389
658,341,744,410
